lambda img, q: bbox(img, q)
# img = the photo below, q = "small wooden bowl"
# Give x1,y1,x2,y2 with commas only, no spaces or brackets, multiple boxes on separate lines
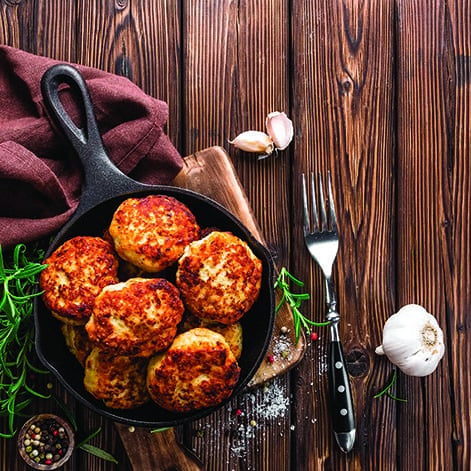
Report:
17,414,75,470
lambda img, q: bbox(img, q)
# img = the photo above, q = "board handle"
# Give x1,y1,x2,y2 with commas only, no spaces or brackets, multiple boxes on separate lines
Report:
115,423,203,471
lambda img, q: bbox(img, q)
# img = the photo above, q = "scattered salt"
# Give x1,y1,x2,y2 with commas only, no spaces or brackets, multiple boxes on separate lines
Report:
271,335,293,362
227,377,291,459
250,378,290,421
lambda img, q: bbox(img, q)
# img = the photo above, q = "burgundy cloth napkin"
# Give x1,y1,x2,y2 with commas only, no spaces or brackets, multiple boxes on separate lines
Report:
0,46,183,248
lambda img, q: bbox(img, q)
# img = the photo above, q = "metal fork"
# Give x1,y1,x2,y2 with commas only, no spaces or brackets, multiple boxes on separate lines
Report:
302,172,355,453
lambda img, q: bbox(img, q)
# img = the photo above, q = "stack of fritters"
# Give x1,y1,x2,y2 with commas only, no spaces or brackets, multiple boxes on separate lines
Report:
40,194,263,413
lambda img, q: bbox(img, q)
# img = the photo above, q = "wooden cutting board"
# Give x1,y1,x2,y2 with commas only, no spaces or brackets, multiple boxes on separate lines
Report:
115,146,305,470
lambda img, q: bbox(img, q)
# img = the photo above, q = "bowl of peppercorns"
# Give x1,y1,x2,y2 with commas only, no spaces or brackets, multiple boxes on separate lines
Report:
17,414,75,470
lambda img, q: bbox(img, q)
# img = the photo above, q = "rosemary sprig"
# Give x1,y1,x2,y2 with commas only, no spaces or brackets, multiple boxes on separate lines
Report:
0,244,49,438
373,369,407,402
76,427,119,464
274,267,329,343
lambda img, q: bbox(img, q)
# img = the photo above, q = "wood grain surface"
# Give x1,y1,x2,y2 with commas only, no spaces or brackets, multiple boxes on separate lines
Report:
1,1,470,470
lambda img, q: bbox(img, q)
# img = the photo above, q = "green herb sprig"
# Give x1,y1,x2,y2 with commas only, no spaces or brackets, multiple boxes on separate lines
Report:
0,244,49,438
274,267,329,343
373,369,407,402
76,427,119,463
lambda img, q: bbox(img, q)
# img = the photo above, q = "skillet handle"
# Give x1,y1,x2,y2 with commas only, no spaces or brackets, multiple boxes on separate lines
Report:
40,64,139,209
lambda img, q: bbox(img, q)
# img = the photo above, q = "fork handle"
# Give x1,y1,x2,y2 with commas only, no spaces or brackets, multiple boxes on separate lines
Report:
328,331,356,453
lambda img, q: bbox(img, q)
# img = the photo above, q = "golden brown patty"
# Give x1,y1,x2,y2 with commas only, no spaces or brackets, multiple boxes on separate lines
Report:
108,195,200,273
146,328,240,412
176,231,263,324
179,313,243,360
60,324,93,366
84,346,149,409
86,277,184,357
40,236,119,325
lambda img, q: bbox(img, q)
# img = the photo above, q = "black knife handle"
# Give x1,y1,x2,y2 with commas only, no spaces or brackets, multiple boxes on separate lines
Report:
328,338,355,452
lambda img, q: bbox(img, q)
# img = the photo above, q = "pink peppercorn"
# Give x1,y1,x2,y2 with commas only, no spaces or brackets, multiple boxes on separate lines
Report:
267,354,275,363
311,332,318,341
235,408,242,416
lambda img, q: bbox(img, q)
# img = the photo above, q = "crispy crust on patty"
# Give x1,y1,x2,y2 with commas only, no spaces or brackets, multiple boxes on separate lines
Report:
85,277,184,357
176,231,262,324
40,236,119,325
108,195,200,273
146,328,240,412
84,347,150,409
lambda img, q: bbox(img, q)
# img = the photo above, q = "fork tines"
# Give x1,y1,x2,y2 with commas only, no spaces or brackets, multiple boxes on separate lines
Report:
302,171,337,234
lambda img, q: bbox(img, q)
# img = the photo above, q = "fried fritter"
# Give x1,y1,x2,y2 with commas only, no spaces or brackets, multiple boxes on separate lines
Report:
60,323,93,366
208,322,243,361
40,236,119,325
84,346,149,409
108,195,200,273
147,328,240,413
179,313,243,360
85,277,184,357
176,231,262,325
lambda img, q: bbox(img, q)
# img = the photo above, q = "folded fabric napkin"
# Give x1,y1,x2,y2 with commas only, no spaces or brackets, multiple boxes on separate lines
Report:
0,46,183,248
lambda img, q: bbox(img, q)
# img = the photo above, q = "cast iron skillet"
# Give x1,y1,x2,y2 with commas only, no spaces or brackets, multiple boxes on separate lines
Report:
34,64,275,427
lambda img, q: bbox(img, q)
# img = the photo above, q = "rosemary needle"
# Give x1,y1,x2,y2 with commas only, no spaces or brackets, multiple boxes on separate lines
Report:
274,267,329,343
0,243,49,438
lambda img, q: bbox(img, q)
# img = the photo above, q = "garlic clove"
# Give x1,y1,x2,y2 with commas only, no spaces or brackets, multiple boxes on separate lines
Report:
229,130,275,156
376,304,445,377
265,111,294,150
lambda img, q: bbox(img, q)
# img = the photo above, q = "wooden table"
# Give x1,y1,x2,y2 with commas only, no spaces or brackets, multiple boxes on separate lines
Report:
1,1,469,469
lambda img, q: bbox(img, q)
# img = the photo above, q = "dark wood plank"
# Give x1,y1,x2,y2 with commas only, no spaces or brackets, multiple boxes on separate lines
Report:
396,1,460,469
445,2,471,466
34,0,77,61
129,0,182,150
291,1,396,468
182,2,293,470
0,0,35,51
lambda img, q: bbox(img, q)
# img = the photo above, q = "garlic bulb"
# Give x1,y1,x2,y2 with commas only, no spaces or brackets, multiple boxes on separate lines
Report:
265,111,294,150
228,130,274,157
375,304,445,377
